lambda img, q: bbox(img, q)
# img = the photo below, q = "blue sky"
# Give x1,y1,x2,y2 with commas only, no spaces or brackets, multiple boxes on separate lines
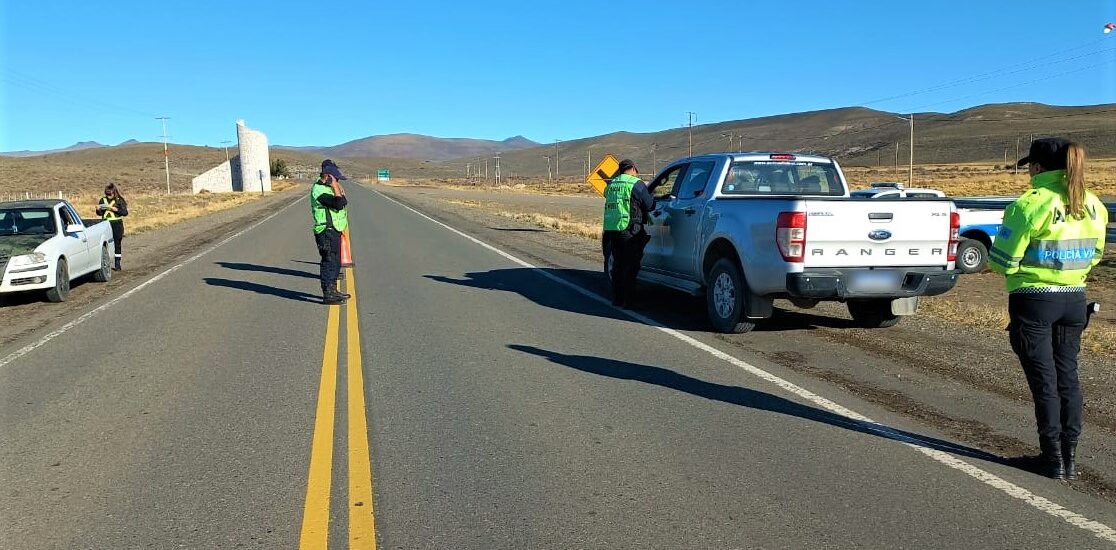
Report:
2,1,1115,151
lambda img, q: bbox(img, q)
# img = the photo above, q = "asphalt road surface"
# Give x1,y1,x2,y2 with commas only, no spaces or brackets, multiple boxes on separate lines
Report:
3,184,1116,549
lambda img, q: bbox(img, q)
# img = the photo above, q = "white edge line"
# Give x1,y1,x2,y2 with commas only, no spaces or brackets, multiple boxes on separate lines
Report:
0,196,304,370
370,187,1116,544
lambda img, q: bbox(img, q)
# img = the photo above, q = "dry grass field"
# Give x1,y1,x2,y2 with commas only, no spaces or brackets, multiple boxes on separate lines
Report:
0,143,303,234
843,158,1116,198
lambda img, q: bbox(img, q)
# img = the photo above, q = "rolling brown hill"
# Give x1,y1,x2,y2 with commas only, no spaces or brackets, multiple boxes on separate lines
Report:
0,143,460,198
280,133,539,161
469,103,1116,179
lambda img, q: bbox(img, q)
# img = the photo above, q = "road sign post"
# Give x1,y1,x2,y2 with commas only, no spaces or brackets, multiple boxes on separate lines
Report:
585,154,620,196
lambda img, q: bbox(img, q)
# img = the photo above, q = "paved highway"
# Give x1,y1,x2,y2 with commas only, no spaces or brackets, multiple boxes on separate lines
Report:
3,184,1116,548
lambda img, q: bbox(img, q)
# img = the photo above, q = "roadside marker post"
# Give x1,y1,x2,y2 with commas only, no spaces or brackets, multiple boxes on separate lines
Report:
585,154,620,196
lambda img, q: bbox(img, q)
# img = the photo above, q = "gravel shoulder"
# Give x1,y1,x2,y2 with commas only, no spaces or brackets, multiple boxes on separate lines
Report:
374,182,1116,503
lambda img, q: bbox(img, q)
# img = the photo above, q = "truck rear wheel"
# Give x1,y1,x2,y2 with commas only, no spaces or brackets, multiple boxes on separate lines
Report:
706,258,755,334
92,245,112,283
46,259,70,303
847,299,900,328
956,238,988,274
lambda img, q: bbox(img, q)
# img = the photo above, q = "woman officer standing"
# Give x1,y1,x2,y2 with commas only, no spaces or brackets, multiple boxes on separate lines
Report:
95,183,128,271
989,138,1108,479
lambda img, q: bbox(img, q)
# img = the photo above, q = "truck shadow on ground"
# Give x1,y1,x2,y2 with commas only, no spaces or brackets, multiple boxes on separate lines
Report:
203,277,321,304
509,344,1004,464
425,267,853,333
215,261,318,279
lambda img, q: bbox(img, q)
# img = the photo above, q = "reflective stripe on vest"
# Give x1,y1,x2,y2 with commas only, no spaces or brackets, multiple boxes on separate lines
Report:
310,182,349,234
100,198,121,221
1021,238,1099,271
603,174,637,232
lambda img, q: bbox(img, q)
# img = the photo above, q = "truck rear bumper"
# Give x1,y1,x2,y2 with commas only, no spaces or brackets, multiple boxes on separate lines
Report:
786,268,958,300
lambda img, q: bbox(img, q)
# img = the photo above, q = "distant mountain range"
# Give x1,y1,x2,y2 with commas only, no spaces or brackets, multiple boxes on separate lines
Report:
277,133,540,161
483,102,1116,178
0,139,141,157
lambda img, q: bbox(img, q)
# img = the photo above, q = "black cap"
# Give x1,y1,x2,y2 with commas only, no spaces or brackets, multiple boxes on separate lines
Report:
320,159,347,180
616,159,637,175
1017,138,1070,170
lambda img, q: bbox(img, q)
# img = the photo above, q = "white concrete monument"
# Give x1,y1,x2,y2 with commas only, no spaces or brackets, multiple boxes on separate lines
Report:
192,120,272,194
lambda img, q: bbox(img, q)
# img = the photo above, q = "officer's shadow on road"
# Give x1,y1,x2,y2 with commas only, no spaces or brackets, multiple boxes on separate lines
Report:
203,277,321,304
426,268,852,332
215,261,318,279
509,344,1005,465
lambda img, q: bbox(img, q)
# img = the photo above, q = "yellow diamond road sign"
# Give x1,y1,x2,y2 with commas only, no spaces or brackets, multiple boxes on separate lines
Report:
585,154,619,196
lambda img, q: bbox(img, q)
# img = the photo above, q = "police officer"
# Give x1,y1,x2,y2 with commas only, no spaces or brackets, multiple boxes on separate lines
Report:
95,183,128,271
311,160,351,304
602,159,654,307
990,138,1108,479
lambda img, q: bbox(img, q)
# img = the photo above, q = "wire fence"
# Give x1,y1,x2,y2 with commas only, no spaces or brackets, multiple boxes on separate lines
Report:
3,191,67,202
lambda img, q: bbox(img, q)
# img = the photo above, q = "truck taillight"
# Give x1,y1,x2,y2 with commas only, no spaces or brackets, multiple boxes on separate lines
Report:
948,211,961,262
777,211,807,263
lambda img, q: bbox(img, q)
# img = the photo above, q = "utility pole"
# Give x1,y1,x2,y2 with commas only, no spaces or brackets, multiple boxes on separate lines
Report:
554,139,560,181
651,143,658,175
1015,137,1021,173
587,145,592,171
221,140,231,163
907,115,914,186
686,112,696,157
494,153,501,185
894,142,899,179
544,155,552,185
157,117,171,194
485,158,489,182
722,132,735,150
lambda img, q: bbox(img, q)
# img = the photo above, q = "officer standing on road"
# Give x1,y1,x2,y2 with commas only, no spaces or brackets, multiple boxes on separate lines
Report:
95,183,128,271
311,159,351,305
602,159,654,307
990,138,1108,479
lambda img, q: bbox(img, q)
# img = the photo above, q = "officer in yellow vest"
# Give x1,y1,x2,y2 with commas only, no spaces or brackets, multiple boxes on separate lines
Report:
311,160,351,304
95,183,128,271
990,138,1108,479
602,159,654,307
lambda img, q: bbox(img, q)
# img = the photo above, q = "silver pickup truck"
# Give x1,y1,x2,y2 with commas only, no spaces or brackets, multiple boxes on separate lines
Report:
625,153,960,333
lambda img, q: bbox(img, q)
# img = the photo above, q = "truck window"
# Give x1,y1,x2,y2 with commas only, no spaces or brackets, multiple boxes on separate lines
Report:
0,208,55,235
650,164,687,199
675,161,715,199
721,161,844,196
59,206,76,229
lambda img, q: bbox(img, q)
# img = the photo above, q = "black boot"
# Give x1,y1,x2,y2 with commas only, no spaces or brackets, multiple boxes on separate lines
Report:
113,259,121,271
322,289,348,305
1061,436,1078,481
1039,437,1066,480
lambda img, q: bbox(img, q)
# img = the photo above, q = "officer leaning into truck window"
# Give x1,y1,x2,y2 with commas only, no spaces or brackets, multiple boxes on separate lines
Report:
95,183,128,271
602,159,654,308
311,160,351,305
989,138,1108,480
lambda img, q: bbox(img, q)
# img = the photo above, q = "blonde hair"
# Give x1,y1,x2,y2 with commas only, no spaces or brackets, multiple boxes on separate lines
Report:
1065,142,1087,219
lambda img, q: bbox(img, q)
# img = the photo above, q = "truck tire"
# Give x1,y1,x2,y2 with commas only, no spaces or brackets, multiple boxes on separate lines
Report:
46,259,70,303
706,258,756,334
847,299,900,328
956,238,988,274
92,245,112,283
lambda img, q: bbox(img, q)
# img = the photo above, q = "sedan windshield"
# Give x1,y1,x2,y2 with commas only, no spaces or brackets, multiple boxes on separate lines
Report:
0,208,56,236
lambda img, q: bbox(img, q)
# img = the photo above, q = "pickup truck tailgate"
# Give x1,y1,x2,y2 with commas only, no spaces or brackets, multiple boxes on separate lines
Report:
803,200,952,268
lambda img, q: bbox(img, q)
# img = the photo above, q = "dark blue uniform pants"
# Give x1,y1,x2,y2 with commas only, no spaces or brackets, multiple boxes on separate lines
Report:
315,228,342,294
1008,292,1087,441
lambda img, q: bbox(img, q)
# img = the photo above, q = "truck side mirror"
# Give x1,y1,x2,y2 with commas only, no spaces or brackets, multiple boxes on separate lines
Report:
65,223,85,234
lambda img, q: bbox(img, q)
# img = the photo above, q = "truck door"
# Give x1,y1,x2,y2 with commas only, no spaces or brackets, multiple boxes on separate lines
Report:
643,164,688,272
662,160,716,277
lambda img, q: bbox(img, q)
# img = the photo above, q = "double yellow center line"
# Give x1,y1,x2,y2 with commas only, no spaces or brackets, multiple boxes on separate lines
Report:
299,267,377,548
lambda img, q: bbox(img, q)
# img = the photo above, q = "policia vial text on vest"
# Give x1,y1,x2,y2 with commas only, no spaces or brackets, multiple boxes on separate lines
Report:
990,138,1108,480
96,183,128,271
311,160,351,305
